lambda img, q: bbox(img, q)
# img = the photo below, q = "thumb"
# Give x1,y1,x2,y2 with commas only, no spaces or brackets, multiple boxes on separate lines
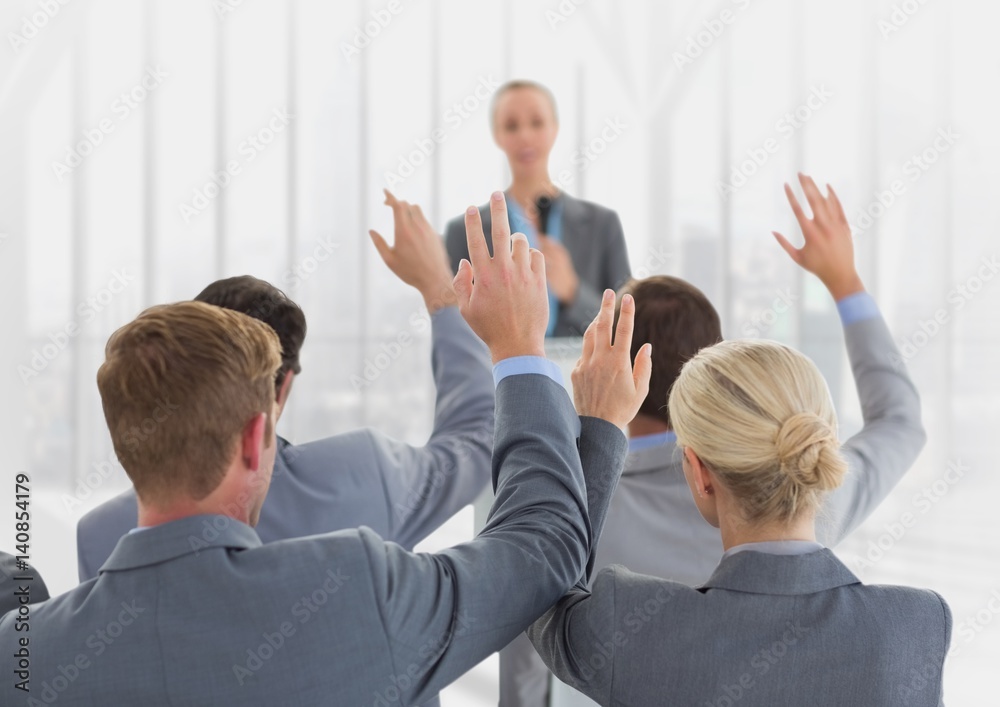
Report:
369,229,392,264
453,259,473,311
772,231,803,265
632,343,653,401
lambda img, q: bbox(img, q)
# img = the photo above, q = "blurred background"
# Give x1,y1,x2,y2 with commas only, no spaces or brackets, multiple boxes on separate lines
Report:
0,0,997,703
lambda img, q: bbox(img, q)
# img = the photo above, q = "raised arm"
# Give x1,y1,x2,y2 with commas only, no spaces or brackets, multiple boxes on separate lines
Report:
369,191,494,547
368,193,649,704
772,174,926,544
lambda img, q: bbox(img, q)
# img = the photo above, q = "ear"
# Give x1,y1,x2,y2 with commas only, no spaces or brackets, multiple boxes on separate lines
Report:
275,371,295,420
684,447,714,498
240,412,268,472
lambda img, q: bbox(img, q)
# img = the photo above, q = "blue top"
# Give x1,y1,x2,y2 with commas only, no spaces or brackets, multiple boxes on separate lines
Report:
508,196,564,337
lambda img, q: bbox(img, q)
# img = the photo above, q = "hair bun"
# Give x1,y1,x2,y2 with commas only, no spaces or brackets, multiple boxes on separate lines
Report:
774,413,844,491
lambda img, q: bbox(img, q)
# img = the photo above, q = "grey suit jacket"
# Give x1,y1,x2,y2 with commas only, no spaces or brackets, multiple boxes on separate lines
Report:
445,193,632,337
0,552,49,618
76,306,494,582
509,310,929,706
1,374,630,706
529,550,952,706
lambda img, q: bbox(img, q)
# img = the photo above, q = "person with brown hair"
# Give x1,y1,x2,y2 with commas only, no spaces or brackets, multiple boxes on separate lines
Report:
77,192,496,602
0,192,652,706
529,176,948,706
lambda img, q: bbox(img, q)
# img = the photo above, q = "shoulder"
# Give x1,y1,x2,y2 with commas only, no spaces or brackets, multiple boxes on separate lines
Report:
78,488,138,534
563,194,620,226
593,564,700,606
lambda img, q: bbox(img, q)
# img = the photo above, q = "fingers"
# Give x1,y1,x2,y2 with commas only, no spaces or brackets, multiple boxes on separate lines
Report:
798,173,828,223
453,259,473,309
529,247,545,275
368,230,392,264
784,183,809,231
489,191,511,263
614,294,636,354
772,231,803,264
632,343,653,401
511,233,530,266
581,317,597,361
382,188,399,207
827,184,848,224
464,205,490,270
593,289,616,348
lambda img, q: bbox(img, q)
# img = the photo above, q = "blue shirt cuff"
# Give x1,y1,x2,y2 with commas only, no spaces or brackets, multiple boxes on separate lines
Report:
493,356,564,388
836,292,879,326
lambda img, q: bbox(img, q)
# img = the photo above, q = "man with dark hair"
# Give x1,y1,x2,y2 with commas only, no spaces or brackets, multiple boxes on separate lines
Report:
76,192,495,592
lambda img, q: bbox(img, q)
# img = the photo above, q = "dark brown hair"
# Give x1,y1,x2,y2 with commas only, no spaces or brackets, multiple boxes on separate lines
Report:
616,276,723,427
195,276,307,392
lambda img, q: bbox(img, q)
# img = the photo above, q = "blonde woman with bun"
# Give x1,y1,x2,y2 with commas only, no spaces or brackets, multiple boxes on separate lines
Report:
528,175,952,707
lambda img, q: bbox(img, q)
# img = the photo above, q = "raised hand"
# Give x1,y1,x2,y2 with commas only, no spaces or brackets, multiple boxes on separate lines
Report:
773,173,866,300
453,192,549,363
369,189,457,312
571,290,652,431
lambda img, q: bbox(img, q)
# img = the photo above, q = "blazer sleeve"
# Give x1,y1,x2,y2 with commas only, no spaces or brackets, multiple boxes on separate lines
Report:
361,373,593,705
817,310,927,545
368,305,494,550
527,567,620,705
560,210,632,335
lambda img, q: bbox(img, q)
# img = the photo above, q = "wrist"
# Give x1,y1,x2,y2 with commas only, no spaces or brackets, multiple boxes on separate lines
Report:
422,282,458,313
489,343,546,366
826,273,866,302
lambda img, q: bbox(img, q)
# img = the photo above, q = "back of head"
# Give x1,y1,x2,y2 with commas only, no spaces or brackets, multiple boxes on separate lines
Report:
194,275,307,390
617,276,722,427
668,339,847,523
96,301,282,506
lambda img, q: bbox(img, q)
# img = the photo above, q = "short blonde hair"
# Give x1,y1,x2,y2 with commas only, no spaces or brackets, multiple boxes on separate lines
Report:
491,80,559,129
97,301,282,505
668,339,847,524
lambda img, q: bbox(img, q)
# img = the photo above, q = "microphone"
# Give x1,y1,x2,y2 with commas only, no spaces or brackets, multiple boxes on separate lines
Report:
535,194,553,235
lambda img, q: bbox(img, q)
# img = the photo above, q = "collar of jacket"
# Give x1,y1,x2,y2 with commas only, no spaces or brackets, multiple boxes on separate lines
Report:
623,438,682,476
99,514,262,573
700,548,861,596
